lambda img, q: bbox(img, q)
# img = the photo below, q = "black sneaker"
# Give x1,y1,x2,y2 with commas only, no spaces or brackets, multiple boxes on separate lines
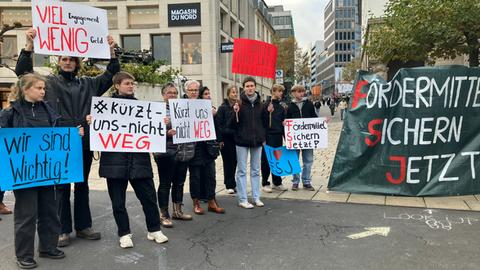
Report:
17,258,37,269
76,228,101,240
303,184,315,191
39,248,65,259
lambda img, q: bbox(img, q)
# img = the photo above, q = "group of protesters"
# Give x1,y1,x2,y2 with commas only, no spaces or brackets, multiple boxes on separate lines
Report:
0,28,319,269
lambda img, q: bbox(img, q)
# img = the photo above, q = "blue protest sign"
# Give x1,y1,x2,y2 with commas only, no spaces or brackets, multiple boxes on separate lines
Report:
264,145,301,177
0,127,84,191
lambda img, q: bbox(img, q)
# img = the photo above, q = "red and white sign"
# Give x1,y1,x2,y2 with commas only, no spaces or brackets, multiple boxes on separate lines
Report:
32,0,110,59
169,99,217,144
90,97,167,153
285,118,328,149
232,38,278,79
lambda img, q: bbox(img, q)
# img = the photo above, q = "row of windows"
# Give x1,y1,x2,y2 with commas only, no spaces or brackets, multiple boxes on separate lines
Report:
0,6,161,30
272,16,292,26
335,53,352,63
335,42,354,51
335,8,356,19
276,29,294,38
0,33,203,67
336,0,357,7
335,31,355,40
335,20,354,30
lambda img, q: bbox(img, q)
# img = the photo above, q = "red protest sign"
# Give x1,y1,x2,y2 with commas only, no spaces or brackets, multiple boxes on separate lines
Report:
232,38,278,79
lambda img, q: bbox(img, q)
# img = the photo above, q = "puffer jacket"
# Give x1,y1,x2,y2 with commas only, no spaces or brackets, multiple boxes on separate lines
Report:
286,98,318,119
0,100,59,128
215,99,236,142
263,99,286,135
98,95,153,180
229,92,266,147
15,49,121,149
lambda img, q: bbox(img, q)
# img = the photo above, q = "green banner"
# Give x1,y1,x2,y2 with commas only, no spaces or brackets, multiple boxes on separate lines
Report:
328,66,480,196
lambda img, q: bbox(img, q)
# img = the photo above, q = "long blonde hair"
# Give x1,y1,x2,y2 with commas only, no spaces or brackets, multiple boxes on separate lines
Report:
9,73,47,105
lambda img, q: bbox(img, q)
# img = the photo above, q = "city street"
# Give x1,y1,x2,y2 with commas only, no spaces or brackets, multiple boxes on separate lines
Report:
1,191,479,270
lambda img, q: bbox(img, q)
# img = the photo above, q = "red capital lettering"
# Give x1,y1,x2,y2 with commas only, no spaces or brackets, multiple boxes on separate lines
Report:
351,80,369,109
386,156,406,184
99,133,121,149
122,134,133,149
365,119,383,147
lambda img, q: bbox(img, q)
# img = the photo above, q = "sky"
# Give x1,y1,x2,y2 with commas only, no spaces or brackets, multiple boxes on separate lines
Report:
264,0,328,50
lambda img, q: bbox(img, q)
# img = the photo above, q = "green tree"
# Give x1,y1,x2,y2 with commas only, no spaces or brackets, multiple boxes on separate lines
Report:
272,35,295,80
342,57,361,82
365,0,480,67
294,46,310,83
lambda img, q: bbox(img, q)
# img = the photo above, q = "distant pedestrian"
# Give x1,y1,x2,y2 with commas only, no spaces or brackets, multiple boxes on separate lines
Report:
338,99,348,120
329,99,336,116
286,85,317,191
216,85,238,194
231,77,267,208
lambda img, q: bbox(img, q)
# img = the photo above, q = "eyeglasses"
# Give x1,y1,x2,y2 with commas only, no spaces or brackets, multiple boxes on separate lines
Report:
187,89,199,92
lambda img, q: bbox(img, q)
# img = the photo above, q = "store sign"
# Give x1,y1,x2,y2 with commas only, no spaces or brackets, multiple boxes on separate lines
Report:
220,42,234,53
168,3,201,27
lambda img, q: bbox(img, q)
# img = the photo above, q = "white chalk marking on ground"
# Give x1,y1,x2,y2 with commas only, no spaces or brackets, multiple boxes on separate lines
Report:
347,227,391,240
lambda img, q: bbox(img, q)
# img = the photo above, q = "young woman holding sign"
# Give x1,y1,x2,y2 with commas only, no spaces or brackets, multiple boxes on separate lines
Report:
0,74,82,269
88,72,168,249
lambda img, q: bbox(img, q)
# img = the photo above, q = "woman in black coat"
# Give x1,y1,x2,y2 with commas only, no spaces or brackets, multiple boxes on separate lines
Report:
91,72,167,249
0,73,67,269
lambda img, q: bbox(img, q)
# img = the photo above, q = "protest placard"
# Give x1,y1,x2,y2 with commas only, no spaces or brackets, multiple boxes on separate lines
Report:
0,127,83,191
328,67,480,196
284,118,328,150
90,97,167,153
168,99,217,144
232,38,278,79
264,145,301,177
32,0,110,59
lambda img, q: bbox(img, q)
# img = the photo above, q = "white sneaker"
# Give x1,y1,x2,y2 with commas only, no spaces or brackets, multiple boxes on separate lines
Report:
272,184,288,191
226,189,235,194
262,185,273,193
119,234,133,249
147,231,168,244
238,202,254,209
254,200,264,207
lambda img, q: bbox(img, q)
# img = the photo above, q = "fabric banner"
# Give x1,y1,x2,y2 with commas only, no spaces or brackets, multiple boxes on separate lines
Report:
90,97,167,153
232,38,277,79
0,127,83,191
168,99,217,144
32,0,110,59
264,145,301,176
284,118,328,150
328,66,480,196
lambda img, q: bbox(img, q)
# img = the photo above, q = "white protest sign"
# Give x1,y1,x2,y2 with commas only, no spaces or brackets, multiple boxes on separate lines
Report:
169,99,217,144
90,97,167,153
284,118,328,149
32,0,110,59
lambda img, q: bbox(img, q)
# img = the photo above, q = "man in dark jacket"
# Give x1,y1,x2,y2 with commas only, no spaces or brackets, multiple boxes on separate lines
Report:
231,77,267,209
286,85,318,191
261,84,287,193
15,28,120,247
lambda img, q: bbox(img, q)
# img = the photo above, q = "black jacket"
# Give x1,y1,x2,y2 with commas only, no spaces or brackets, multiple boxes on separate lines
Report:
153,103,177,158
229,92,266,147
263,99,286,135
215,99,236,142
15,49,121,149
189,141,219,166
0,100,59,128
98,95,153,180
286,99,318,119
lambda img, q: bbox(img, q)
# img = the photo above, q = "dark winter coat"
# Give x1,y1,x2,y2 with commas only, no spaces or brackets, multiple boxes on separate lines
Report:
229,92,266,147
98,95,153,180
263,99,286,135
0,100,59,128
215,99,236,142
15,49,121,149
286,98,318,119
153,103,177,158
189,141,219,166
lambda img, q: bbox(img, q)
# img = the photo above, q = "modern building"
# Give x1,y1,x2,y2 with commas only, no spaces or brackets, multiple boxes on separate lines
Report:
318,0,362,95
267,5,294,39
309,40,325,89
0,0,275,107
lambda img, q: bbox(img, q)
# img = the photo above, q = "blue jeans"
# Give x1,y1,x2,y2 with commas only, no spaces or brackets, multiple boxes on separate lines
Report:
292,149,314,185
235,146,262,203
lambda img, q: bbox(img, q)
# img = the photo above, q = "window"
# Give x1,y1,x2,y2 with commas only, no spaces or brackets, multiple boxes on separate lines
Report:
104,8,118,29
0,8,31,26
151,34,171,64
0,36,17,67
128,6,159,29
34,54,49,67
181,33,201,65
121,35,141,51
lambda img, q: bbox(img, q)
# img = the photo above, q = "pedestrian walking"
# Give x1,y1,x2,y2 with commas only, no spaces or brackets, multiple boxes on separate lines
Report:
261,84,288,193
338,99,348,120
215,85,238,194
15,28,120,247
90,72,168,248
231,77,267,208
0,74,77,269
286,85,317,191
